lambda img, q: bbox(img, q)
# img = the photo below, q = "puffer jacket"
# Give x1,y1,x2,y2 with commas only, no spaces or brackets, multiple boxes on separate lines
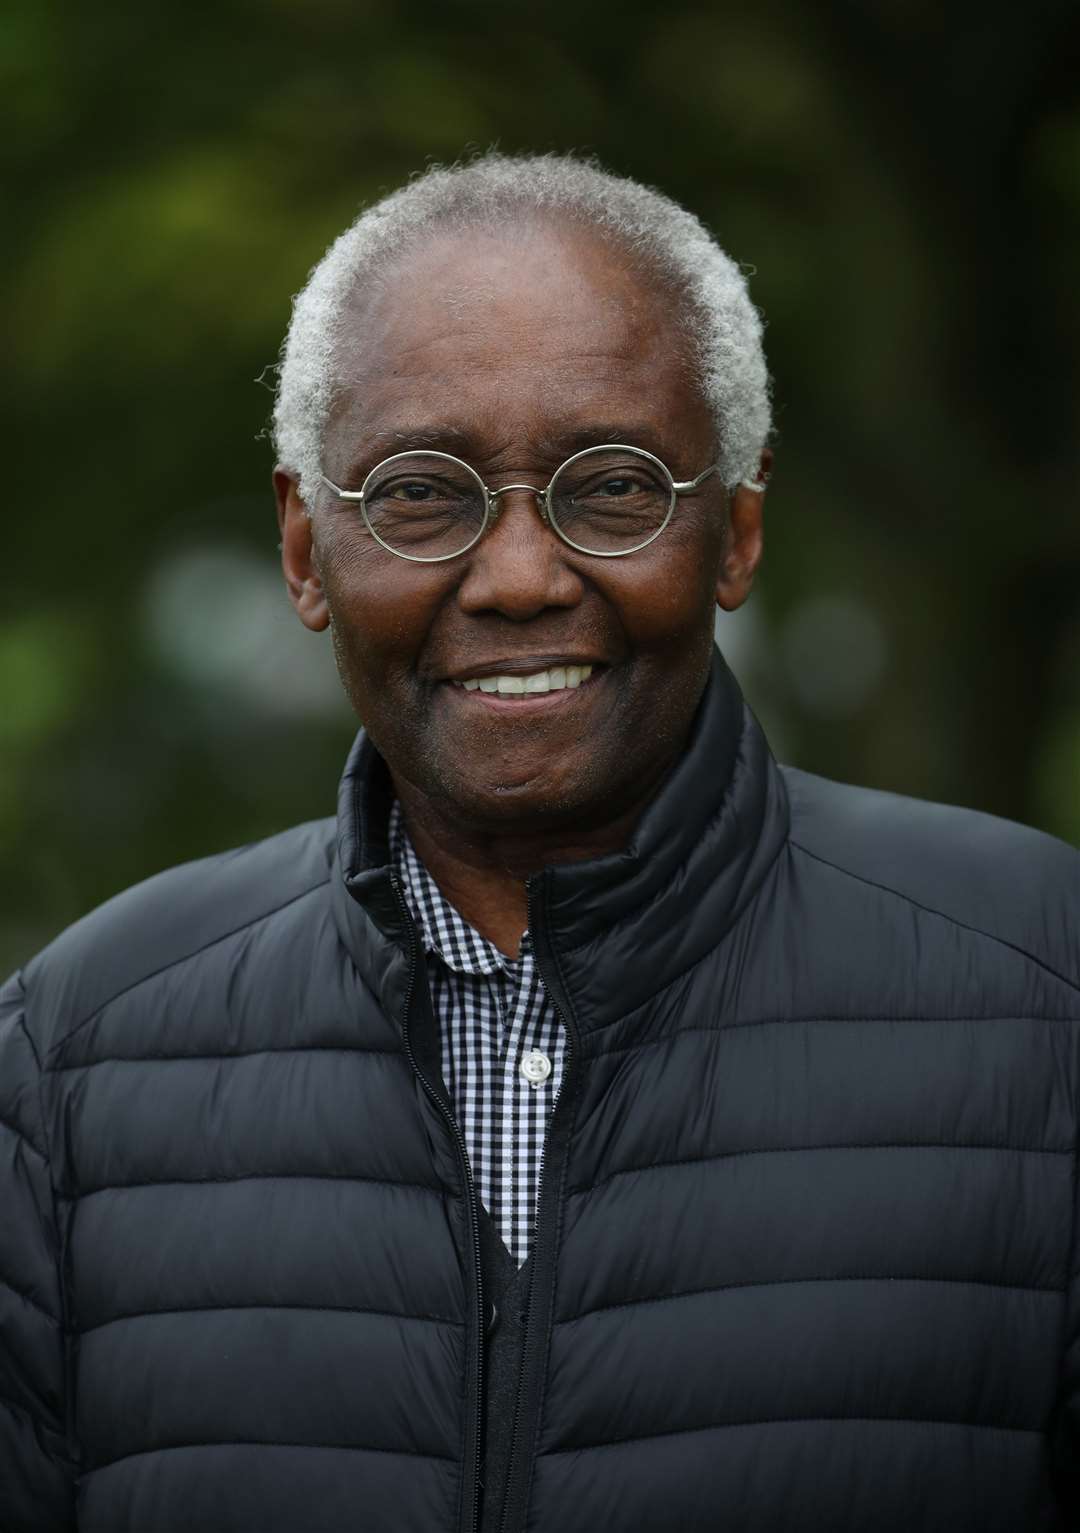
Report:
2,652,1079,1533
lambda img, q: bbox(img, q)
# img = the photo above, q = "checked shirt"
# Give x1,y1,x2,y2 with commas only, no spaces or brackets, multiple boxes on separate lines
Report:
390,804,567,1264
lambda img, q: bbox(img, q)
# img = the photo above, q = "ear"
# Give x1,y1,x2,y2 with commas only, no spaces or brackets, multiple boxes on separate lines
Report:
274,467,329,632
715,447,770,612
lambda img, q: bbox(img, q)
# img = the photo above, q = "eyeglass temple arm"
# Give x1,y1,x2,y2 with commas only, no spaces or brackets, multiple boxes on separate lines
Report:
671,464,767,496
671,463,721,496
317,473,378,536
320,472,364,501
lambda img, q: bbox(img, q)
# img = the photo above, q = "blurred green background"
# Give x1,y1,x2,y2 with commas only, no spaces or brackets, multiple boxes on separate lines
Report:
5,0,1080,973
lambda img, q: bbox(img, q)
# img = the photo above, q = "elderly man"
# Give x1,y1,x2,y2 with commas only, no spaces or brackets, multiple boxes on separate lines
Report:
2,154,1078,1533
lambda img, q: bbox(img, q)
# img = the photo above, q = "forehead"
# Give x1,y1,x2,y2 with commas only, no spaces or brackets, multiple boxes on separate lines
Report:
324,221,710,472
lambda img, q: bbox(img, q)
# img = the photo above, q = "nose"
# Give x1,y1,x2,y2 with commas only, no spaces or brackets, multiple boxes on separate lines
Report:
456,486,583,621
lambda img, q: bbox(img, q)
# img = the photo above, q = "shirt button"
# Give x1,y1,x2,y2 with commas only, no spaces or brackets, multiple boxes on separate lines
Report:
520,1049,552,1086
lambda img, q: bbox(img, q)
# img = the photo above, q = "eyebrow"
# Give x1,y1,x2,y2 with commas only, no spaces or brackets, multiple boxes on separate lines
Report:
340,421,676,483
534,423,672,459
339,427,475,482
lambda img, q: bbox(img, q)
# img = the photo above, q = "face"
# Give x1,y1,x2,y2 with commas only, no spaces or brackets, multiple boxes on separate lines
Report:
276,221,766,837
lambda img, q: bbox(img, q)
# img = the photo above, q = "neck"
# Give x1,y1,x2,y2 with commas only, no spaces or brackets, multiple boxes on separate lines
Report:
393,770,674,959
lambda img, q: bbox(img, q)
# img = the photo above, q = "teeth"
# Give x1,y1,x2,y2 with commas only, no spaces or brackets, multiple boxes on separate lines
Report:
455,664,594,695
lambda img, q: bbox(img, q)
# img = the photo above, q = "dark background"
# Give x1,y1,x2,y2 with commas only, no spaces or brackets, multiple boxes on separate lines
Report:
5,0,1079,974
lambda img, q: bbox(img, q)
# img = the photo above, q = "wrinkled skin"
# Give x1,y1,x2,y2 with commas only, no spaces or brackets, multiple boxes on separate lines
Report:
276,220,767,950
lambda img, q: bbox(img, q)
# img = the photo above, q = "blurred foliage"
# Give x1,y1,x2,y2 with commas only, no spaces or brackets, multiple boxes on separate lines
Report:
4,0,1080,972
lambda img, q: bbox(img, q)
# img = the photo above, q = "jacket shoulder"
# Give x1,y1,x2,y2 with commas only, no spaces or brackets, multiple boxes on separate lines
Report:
19,817,337,1061
780,767,1080,992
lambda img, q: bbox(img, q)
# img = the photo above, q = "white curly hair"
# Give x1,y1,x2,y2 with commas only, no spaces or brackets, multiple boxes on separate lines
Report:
273,153,771,504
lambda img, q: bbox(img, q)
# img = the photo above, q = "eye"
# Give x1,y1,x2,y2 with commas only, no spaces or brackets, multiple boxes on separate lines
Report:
366,471,475,507
392,481,440,502
566,466,665,504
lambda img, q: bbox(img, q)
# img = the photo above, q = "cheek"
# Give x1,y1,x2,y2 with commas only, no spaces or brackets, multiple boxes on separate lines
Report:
316,528,444,673
610,536,722,648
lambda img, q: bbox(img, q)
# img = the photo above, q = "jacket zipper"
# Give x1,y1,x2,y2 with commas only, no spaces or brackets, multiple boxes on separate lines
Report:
498,871,582,1533
390,873,485,1533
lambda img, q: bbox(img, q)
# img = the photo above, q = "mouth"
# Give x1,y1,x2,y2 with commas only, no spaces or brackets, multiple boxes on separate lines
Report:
442,660,608,712
452,662,596,696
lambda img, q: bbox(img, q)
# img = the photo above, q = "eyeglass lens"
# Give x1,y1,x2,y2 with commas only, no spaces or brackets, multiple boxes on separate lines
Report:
360,449,674,559
550,449,673,554
362,455,486,559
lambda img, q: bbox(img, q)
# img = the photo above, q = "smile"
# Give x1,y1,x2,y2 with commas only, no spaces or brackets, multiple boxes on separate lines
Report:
452,664,594,695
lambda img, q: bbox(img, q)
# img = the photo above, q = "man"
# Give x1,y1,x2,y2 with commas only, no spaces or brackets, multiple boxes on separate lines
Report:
2,153,1078,1533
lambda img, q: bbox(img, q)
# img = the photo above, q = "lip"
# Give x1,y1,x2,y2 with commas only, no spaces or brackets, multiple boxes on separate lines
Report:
440,656,608,684
440,665,607,714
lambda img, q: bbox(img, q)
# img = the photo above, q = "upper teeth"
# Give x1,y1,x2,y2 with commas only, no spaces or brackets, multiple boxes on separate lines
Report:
455,665,594,695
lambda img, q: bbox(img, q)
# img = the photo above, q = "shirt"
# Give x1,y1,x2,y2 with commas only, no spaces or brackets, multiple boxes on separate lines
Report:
390,805,567,1263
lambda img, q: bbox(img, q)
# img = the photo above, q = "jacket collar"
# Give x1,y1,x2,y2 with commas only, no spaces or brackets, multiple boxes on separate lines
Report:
331,649,789,1041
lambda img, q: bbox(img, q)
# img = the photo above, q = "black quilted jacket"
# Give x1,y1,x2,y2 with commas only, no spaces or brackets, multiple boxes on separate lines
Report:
3,654,1080,1532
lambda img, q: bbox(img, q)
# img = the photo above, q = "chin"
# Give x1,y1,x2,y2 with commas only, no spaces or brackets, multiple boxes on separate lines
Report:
426,758,581,816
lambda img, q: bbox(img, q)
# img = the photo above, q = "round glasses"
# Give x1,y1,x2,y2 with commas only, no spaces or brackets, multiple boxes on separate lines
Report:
318,444,722,563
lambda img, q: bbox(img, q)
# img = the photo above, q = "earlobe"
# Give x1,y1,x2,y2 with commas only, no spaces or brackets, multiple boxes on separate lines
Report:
274,468,330,633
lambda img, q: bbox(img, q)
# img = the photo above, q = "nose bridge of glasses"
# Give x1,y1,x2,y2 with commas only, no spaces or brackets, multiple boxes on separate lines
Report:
485,481,551,524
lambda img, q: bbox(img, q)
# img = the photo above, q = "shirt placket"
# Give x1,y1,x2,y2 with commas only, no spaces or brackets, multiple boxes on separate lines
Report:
390,804,565,1264
496,942,551,1262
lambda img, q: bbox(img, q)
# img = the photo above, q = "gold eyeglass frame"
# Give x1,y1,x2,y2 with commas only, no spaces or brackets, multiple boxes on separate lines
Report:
318,443,723,563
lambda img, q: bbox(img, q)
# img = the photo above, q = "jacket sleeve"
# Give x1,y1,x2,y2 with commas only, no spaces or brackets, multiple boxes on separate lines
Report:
1054,1016,1080,1524
0,971,76,1531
